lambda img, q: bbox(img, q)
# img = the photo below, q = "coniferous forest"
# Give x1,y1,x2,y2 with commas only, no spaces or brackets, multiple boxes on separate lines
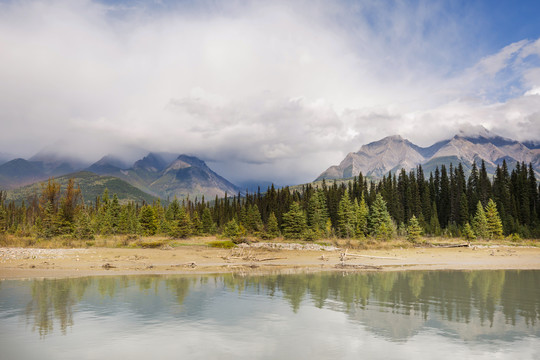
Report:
0,160,539,242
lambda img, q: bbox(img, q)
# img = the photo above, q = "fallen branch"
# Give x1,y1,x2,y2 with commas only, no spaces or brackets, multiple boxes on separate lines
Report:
254,257,287,262
335,263,382,270
430,243,470,248
345,253,402,260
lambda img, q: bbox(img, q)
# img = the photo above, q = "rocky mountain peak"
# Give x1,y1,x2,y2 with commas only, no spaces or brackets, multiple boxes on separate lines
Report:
317,129,540,181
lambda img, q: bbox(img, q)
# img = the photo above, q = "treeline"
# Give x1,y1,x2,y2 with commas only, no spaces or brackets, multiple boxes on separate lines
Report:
0,160,538,241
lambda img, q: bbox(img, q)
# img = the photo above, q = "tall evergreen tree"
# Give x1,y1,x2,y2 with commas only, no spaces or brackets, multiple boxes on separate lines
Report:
369,194,394,240
282,202,307,239
307,190,329,235
75,210,94,240
472,201,488,239
139,205,158,236
171,207,191,239
407,215,423,242
429,201,441,236
355,196,369,238
201,208,214,235
265,212,280,239
485,199,503,239
337,191,354,238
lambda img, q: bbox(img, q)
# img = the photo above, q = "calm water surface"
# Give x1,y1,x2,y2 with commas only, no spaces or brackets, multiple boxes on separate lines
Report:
1,270,539,359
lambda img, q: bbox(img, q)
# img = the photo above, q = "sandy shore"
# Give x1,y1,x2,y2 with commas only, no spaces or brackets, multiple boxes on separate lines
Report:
1,244,539,279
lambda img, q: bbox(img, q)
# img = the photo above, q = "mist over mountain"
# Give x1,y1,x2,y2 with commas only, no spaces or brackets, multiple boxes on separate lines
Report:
317,127,540,180
0,149,240,201
85,153,240,200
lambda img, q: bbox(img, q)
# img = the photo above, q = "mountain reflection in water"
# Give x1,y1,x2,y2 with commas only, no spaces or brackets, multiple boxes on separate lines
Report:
0,270,539,359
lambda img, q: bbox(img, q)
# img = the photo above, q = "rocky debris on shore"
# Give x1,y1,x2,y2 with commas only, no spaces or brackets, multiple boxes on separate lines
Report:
237,242,339,251
0,247,89,261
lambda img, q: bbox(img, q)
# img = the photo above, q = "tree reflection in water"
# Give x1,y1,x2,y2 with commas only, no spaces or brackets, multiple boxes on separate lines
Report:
17,270,539,338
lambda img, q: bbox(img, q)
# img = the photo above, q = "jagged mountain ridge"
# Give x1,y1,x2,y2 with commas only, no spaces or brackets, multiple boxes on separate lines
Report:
0,151,240,200
316,128,540,180
85,153,240,200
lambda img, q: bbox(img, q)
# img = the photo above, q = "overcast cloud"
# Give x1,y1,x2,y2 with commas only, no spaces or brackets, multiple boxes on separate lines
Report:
0,0,539,185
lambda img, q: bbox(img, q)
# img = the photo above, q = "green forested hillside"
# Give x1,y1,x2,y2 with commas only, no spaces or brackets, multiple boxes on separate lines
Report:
5,171,157,205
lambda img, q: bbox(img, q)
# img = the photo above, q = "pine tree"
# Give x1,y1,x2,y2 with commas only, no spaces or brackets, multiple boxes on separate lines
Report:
166,198,181,221
429,201,441,236
485,199,503,239
0,206,6,233
472,201,488,239
191,211,203,235
38,201,58,239
171,207,191,239
337,191,354,238
355,195,369,238
223,218,242,241
459,192,469,226
369,194,394,240
264,212,280,239
139,205,158,236
462,222,475,240
108,194,121,234
201,208,214,235
75,210,95,240
307,190,329,235
407,215,423,242
282,202,307,239
246,204,263,234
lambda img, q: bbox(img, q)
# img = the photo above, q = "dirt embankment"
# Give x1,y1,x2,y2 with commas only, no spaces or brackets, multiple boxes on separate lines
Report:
1,244,539,279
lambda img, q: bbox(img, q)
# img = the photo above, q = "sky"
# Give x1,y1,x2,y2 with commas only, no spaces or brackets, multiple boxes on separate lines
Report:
0,0,539,185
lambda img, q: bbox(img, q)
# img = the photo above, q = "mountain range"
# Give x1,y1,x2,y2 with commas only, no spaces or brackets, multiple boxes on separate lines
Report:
1,126,539,203
316,127,540,180
0,152,240,202
87,153,239,200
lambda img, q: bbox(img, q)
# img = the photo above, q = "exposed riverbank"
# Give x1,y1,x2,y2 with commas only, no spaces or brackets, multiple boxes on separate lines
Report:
1,243,539,279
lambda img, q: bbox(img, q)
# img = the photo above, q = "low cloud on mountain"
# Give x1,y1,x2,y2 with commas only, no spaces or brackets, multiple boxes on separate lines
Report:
0,0,539,185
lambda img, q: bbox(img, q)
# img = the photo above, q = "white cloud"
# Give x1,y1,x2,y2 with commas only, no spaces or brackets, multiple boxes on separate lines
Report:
0,0,539,184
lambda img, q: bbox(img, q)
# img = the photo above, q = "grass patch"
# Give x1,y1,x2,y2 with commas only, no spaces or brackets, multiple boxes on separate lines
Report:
136,239,167,248
207,240,235,249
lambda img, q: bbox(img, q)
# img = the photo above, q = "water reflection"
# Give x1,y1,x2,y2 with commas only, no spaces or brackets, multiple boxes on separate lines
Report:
1,271,539,342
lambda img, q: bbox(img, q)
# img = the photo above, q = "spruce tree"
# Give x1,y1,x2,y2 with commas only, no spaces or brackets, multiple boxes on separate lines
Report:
223,218,242,241
369,194,394,240
265,212,280,239
38,201,58,239
139,205,158,236
75,210,95,240
166,198,181,221
485,199,503,239
282,202,307,239
337,191,354,238
355,195,369,238
307,190,329,235
191,211,203,235
0,206,6,233
246,204,263,234
201,208,214,235
472,201,488,239
459,192,469,226
108,194,121,234
407,215,423,242
462,222,475,240
429,202,441,236
171,207,191,239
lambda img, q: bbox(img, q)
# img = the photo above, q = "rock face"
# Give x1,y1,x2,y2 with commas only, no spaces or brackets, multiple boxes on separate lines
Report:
316,128,540,180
